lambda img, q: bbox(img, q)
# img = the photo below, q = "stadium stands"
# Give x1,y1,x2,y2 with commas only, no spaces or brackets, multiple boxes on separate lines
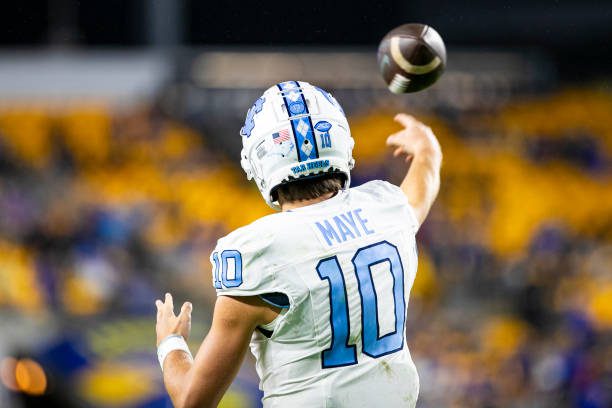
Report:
0,89,611,407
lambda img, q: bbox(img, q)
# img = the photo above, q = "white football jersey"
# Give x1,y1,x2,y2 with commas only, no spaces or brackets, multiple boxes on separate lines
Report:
211,180,420,407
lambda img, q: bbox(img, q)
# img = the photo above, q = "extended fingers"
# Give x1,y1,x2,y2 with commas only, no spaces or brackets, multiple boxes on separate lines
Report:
156,293,175,316
386,131,405,146
394,113,417,128
165,293,174,313
179,302,193,318
179,302,193,336
157,295,191,322
395,113,432,134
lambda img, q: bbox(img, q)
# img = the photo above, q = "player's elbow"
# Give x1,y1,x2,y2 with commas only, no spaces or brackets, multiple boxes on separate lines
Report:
177,399,203,408
176,386,216,408
177,397,211,408
174,393,190,408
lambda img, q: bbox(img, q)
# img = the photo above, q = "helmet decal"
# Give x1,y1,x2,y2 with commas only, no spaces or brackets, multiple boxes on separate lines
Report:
314,121,333,148
277,81,319,162
271,129,295,158
241,96,265,138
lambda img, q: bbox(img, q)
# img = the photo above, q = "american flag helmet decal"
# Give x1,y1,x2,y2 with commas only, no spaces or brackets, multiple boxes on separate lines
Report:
273,129,291,144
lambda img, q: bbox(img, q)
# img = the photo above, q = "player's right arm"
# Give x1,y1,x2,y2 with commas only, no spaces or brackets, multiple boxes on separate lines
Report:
386,113,442,226
156,293,279,408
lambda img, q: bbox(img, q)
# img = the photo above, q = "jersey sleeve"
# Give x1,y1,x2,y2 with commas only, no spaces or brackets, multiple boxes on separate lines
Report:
209,220,279,297
356,180,420,234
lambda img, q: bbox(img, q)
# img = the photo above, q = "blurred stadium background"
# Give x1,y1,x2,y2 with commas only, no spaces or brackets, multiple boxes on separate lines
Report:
0,1,611,407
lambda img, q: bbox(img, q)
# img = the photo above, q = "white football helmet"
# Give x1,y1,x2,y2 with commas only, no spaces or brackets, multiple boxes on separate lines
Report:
240,81,355,210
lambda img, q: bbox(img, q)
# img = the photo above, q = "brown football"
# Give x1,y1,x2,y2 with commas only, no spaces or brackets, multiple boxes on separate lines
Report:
377,23,447,94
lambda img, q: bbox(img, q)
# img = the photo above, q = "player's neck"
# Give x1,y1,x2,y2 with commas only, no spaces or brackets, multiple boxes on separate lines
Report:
281,192,336,212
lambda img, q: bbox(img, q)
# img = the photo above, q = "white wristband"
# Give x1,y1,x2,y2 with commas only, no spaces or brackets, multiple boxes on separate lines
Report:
157,334,193,371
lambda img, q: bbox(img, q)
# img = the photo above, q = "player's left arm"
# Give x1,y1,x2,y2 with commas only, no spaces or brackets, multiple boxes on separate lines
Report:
155,293,277,408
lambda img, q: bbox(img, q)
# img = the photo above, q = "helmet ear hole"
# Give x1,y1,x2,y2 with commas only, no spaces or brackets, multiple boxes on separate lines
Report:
348,158,355,170
240,150,254,180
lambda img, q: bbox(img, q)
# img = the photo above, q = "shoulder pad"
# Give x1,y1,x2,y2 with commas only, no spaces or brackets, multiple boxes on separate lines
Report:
210,216,280,296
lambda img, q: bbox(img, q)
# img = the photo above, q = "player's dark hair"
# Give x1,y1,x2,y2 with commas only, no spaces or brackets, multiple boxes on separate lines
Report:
275,173,345,205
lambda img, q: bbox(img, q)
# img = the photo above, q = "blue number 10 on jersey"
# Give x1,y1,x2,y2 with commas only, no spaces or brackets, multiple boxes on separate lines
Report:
316,240,406,368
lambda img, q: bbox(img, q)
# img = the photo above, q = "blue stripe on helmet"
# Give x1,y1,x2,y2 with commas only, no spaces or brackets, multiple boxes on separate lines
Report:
277,81,319,162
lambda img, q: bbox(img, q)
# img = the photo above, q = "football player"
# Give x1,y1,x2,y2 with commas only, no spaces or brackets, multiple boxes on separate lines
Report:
155,81,442,407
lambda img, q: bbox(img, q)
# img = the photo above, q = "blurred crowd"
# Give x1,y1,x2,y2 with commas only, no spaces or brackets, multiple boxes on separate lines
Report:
0,88,611,407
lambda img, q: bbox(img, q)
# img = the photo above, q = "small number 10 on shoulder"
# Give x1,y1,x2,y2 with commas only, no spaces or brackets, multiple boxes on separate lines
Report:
212,250,243,289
